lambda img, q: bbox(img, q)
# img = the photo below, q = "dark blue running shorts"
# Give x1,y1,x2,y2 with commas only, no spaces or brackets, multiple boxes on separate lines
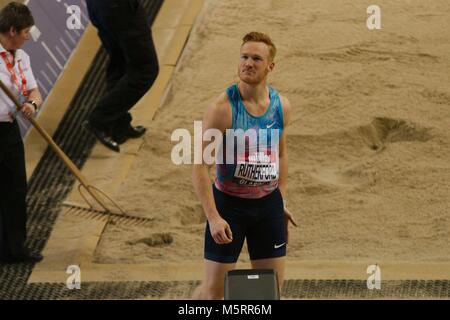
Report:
204,185,287,263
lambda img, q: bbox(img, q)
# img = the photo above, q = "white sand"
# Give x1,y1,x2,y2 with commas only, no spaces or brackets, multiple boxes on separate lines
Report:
94,0,450,265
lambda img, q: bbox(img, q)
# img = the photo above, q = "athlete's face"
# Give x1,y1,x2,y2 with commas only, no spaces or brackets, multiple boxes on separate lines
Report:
9,27,32,50
238,42,275,85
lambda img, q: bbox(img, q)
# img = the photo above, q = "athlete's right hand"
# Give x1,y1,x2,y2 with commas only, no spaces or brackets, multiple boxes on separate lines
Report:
209,216,233,245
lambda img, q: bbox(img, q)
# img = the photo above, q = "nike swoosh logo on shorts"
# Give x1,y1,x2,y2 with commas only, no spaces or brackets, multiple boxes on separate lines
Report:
274,243,286,249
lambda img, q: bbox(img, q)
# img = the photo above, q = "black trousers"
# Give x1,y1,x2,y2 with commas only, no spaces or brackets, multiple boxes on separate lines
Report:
0,121,27,257
86,0,159,135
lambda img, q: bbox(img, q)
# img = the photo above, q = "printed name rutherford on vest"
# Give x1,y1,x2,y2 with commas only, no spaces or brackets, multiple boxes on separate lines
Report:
171,121,281,165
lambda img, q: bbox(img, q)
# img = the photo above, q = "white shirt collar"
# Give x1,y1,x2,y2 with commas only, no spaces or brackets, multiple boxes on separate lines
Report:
0,42,23,61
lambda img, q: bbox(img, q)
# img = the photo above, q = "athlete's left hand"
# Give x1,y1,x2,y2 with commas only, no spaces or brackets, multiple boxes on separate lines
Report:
284,207,297,244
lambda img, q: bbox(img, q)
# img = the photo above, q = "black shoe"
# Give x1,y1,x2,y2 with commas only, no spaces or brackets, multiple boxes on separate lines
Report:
0,252,43,264
126,125,147,138
113,125,147,144
83,120,120,152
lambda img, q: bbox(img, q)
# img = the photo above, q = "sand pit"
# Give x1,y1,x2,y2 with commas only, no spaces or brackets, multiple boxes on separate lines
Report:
93,0,450,266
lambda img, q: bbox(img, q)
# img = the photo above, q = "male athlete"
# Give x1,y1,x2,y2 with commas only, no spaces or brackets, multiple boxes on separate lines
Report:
192,32,297,299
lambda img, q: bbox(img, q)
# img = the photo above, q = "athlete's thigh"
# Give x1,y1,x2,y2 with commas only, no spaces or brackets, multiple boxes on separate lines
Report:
204,187,247,263
246,189,286,261
204,219,246,263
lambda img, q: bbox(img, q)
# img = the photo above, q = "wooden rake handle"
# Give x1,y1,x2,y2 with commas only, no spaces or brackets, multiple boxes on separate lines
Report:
0,79,111,212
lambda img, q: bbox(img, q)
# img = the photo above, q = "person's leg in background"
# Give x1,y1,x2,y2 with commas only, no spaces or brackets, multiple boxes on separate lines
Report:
0,136,6,258
103,0,159,143
0,207,4,258
110,23,159,144
100,30,127,93
85,0,159,148
0,141,27,257
95,28,132,143
0,122,41,263
0,124,26,259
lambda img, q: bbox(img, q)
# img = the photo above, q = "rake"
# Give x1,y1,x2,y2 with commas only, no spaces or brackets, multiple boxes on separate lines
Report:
0,79,151,225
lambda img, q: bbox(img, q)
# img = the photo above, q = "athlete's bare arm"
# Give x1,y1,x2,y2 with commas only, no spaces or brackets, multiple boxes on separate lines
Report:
192,92,234,244
278,95,297,242
278,95,291,197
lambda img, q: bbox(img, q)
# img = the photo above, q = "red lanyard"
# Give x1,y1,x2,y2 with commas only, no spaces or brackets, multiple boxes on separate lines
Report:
1,51,28,98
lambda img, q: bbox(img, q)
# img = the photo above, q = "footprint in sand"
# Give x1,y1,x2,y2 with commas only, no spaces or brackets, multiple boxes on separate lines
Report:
300,117,430,195
126,233,173,247
310,165,375,189
357,117,431,151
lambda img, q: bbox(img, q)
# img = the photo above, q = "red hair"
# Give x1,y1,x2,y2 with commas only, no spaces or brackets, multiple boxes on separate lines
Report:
242,32,277,61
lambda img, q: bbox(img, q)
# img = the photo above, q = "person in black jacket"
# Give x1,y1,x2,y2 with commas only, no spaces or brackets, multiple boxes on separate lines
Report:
84,0,159,152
